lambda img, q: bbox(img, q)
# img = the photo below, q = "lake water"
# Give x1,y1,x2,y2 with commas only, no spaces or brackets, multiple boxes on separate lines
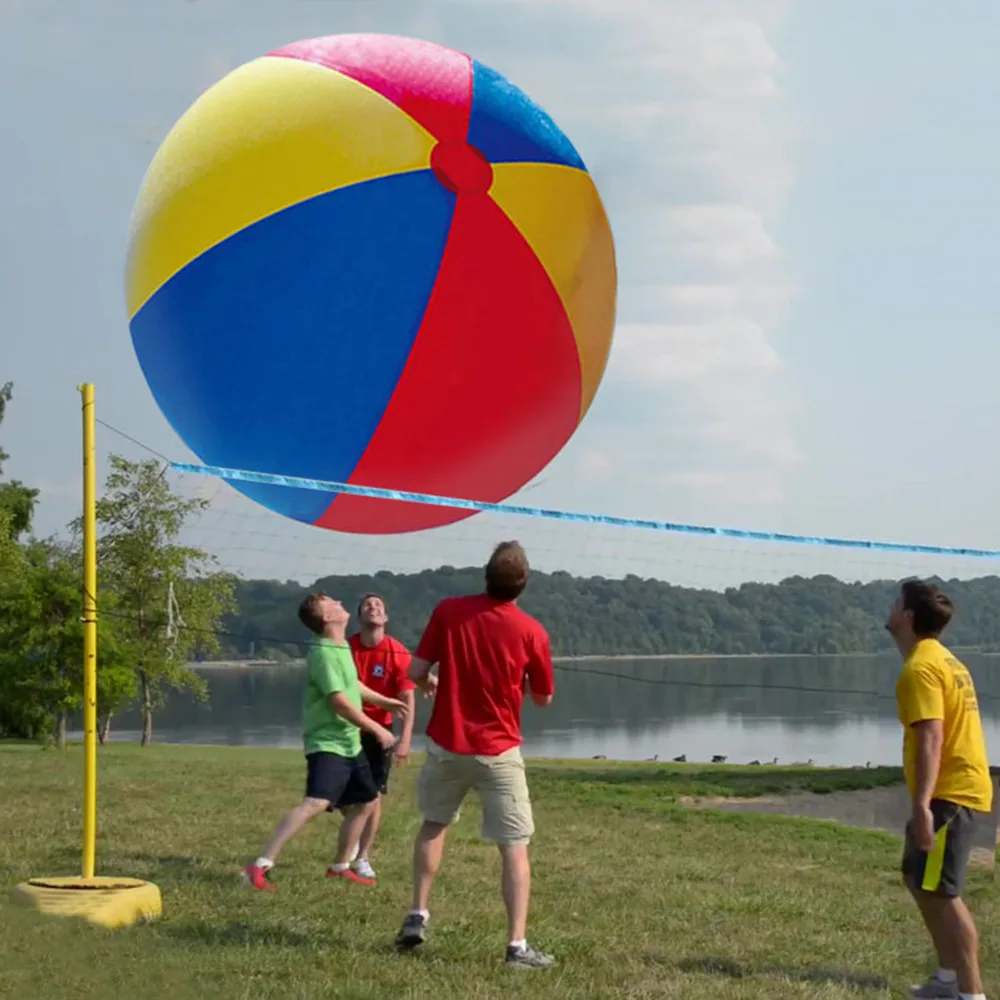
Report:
97,653,1000,767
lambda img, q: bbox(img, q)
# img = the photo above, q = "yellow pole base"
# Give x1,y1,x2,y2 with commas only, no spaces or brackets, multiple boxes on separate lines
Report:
11,876,162,930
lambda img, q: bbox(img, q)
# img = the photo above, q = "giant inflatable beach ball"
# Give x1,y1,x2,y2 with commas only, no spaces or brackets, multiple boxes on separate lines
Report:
125,33,617,534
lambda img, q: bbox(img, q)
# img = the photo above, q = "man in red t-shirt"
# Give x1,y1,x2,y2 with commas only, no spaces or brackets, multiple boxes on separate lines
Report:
345,593,416,882
393,541,556,971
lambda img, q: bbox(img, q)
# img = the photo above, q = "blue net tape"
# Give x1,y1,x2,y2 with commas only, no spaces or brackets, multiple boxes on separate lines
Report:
171,462,1000,560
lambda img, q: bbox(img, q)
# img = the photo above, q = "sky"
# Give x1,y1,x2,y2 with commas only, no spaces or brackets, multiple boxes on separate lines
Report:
4,0,1000,587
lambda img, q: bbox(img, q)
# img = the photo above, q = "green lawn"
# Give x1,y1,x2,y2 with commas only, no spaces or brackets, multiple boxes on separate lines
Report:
0,743,994,1000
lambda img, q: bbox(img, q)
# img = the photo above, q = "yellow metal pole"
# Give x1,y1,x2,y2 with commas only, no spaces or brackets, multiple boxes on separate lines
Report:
80,383,97,880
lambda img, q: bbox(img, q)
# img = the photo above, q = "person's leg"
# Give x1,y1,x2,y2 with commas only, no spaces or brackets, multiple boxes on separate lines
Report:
907,884,982,997
353,732,390,877
479,748,553,969
499,843,531,943
357,796,382,859
335,803,374,866
411,820,449,912
243,753,337,890
260,798,331,864
327,754,380,886
395,749,466,949
902,804,983,999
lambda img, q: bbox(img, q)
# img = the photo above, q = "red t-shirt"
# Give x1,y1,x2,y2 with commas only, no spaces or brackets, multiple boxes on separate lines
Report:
348,633,416,727
415,594,555,757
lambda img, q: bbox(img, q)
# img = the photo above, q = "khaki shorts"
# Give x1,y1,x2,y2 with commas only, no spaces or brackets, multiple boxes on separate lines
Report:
417,743,534,846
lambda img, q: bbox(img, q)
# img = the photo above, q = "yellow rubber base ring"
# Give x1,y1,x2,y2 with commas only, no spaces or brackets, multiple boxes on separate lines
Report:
11,876,163,929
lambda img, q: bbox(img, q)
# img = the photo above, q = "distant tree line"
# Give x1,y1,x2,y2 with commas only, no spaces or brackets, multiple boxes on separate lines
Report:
221,565,1000,662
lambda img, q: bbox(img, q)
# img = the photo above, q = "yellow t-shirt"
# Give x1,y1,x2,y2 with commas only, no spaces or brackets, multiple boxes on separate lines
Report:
896,638,993,813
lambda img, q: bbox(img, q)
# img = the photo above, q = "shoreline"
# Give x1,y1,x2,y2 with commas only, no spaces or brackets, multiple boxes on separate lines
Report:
193,651,904,670
191,648,1000,669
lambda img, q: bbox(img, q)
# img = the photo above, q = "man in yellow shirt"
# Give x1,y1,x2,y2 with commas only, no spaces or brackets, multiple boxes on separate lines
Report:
887,579,993,1000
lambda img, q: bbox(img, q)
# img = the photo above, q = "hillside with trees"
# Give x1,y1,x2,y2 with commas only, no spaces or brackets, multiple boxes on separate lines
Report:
5,376,1000,745
220,567,1000,661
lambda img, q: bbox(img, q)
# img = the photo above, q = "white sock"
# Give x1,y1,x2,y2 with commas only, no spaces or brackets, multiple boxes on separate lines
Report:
936,970,957,984
508,938,527,951
254,857,273,871
410,908,429,921
329,861,349,872
958,994,984,1000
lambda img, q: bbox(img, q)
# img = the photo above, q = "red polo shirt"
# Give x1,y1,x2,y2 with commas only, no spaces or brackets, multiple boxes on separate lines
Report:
415,594,555,756
348,633,415,728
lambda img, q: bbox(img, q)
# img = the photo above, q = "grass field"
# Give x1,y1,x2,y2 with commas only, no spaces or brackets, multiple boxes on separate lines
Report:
0,743,995,1000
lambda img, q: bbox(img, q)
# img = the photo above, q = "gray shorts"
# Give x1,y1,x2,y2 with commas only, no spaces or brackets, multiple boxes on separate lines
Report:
901,798,986,897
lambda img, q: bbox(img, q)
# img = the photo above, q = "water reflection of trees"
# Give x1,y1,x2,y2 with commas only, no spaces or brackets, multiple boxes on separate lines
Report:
110,654,999,746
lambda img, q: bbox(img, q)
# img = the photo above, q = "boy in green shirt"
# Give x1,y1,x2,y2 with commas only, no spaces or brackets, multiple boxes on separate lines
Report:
243,592,408,891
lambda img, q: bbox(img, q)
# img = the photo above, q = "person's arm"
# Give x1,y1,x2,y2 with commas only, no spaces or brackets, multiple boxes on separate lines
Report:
328,691,388,737
358,681,408,716
409,655,436,688
898,663,946,806
316,647,392,741
396,689,417,762
394,653,417,761
911,718,944,805
897,662,945,850
410,608,442,695
525,630,555,708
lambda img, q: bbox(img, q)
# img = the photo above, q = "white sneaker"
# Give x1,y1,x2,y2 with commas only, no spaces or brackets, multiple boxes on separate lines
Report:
910,977,959,999
352,857,377,880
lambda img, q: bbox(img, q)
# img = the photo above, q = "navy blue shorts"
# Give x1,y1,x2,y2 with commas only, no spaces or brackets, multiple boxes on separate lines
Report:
305,751,378,811
361,731,394,795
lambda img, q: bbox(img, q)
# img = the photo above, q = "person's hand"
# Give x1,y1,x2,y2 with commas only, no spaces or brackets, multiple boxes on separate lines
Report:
373,725,396,752
386,698,409,719
419,674,438,699
395,741,410,767
911,802,935,852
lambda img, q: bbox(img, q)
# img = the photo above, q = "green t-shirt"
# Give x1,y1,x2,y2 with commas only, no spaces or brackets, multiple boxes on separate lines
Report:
302,639,362,758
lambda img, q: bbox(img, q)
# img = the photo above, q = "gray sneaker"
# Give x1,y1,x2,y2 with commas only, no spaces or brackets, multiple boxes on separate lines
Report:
910,977,958,999
394,913,428,951
505,943,555,969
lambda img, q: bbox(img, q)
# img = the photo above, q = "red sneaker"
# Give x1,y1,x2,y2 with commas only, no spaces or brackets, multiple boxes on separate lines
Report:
326,865,375,887
242,864,277,892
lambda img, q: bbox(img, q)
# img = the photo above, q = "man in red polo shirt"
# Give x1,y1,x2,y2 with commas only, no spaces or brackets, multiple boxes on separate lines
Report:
393,541,556,971
346,593,416,881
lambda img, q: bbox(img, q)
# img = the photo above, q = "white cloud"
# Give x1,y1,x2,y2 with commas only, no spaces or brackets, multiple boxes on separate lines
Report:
665,204,779,270
612,320,782,383
546,0,800,505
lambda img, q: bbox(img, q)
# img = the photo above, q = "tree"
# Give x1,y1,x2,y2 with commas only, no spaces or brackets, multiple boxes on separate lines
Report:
92,456,237,744
0,536,132,746
0,540,87,745
0,382,39,540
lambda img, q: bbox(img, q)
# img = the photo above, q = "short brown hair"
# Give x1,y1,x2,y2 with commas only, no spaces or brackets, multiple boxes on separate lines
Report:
485,541,529,601
900,579,955,637
298,592,327,635
357,592,386,616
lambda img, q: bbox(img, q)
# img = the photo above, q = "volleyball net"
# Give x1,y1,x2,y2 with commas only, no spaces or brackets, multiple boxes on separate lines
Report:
95,421,1000,678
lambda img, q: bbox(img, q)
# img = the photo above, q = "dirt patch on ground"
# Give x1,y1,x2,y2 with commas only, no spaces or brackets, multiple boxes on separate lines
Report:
681,780,999,861
677,795,785,806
